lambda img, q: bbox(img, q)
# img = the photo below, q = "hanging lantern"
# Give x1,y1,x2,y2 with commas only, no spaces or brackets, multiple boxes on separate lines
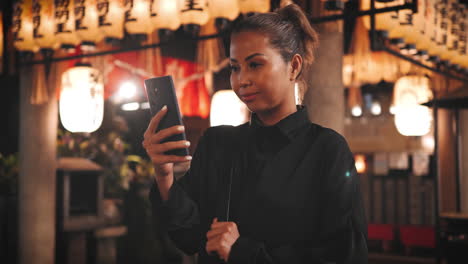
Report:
75,0,104,48
150,0,181,31
208,0,239,21
33,0,60,52
445,2,462,66
393,75,433,136
239,0,270,14
455,6,468,69
413,0,431,57
210,90,248,127
13,0,39,53
179,0,210,26
360,0,405,46
124,0,153,36
98,0,125,40
60,63,104,133
55,0,81,50
354,154,366,174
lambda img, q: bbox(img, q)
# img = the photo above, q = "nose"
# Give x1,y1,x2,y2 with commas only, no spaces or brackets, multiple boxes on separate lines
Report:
238,70,252,89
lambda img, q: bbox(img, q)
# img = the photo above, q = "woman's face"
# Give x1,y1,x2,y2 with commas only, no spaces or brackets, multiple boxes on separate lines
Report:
229,31,297,115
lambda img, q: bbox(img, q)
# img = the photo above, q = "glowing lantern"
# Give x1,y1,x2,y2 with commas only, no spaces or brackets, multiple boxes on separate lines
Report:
13,0,39,53
98,0,125,40
75,0,104,47
32,0,60,51
208,0,239,21
60,63,104,133
124,0,153,35
239,0,270,14
55,0,81,49
413,0,431,55
455,8,468,69
151,0,181,31
210,90,248,127
393,75,433,136
179,0,210,26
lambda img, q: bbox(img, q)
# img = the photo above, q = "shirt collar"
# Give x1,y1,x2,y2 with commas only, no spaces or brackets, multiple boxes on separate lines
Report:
249,105,309,140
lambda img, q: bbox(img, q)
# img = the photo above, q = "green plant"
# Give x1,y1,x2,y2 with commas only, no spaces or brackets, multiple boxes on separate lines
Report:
0,153,19,195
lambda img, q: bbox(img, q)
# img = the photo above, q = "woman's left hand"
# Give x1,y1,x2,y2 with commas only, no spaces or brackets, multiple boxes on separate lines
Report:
206,218,240,262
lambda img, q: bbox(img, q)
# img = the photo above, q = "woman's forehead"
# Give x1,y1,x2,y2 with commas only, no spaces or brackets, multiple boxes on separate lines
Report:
230,32,276,59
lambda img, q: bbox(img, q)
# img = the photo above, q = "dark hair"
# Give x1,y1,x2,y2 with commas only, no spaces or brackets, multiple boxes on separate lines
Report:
231,4,319,75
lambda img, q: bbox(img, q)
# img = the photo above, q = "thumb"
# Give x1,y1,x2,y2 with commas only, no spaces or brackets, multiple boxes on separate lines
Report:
213,217,218,223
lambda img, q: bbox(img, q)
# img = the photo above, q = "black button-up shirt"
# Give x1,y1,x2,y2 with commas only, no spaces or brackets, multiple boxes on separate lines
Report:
150,106,368,264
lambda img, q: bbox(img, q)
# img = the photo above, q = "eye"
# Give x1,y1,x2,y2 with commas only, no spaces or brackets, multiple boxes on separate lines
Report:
229,65,240,72
249,62,262,69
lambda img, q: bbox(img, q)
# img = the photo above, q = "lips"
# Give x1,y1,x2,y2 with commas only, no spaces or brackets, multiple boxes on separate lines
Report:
240,92,259,102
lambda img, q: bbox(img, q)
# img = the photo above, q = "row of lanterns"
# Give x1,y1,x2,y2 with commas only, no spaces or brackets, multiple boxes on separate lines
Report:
361,0,468,71
13,0,270,54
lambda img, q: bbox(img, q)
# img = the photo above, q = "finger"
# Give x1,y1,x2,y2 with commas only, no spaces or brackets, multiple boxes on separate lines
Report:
206,227,228,240
150,125,185,144
213,218,218,223
144,105,167,139
211,221,236,230
152,140,190,154
150,154,192,165
206,236,223,254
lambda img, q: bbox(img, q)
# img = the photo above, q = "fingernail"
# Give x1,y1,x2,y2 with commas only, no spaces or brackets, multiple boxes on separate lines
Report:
185,141,191,147
185,156,192,160
162,105,167,110
178,126,185,131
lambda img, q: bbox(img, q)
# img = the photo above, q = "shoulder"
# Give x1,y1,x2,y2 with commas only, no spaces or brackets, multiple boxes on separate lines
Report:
310,123,352,156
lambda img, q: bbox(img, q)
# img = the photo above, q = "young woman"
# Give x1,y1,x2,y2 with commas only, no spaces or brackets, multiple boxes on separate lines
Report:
143,4,367,264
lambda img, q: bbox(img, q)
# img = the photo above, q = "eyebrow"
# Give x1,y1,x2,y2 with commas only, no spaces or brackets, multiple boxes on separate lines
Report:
230,53,265,63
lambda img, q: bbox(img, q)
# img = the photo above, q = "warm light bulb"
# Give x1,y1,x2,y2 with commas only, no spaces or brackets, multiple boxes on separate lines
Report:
370,102,382,116
119,81,138,99
351,105,362,117
121,102,140,111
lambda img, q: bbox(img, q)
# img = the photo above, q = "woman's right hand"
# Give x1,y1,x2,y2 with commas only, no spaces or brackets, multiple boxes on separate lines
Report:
142,106,192,179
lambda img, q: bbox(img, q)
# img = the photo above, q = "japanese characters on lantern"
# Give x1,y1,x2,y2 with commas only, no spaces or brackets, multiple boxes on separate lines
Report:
33,0,60,51
12,0,39,52
55,0,81,49
98,0,125,40
75,0,104,47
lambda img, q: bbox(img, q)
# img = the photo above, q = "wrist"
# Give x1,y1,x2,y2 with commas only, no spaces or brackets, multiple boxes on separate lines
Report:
155,174,173,201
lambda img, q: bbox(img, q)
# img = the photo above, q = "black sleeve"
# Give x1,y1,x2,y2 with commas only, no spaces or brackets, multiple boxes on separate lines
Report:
149,129,211,255
227,131,368,264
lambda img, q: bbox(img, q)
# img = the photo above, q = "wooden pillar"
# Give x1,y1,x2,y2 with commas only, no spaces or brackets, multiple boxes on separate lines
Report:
459,109,468,213
303,29,344,134
18,65,58,264
302,2,344,134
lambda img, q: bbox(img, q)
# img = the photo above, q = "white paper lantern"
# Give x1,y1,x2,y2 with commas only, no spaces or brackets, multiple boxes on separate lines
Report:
13,0,39,52
60,64,104,133
208,0,239,21
239,0,270,14
33,0,60,50
124,0,153,35
75,0,104,46
98,0,125,40
55,0,81,49
210,90,248,127
179,0,210,26
151,0,181,31
393,75,433,136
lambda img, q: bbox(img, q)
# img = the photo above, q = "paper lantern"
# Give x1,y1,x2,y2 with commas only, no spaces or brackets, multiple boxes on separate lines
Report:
33,0,60,51
124,0,153,35
208,0,239,21
151,0,181,31
239,0,270,14
55,0,81,49
75,0,104,46
354,154,366,174
60,64,104,133
98,0,125,40
13,0,39,52
413,0,431,54
179,0,210,26
455,7,468,69
210,90,248,126
393,75,433,136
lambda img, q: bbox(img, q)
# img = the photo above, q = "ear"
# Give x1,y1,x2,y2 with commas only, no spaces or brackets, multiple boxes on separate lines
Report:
289,54,303,81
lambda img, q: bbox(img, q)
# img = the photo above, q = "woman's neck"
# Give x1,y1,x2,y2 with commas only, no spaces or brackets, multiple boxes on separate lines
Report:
256,104,297,126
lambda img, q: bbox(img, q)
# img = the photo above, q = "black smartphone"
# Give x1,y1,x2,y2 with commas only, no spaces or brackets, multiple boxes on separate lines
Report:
144,75,189,157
